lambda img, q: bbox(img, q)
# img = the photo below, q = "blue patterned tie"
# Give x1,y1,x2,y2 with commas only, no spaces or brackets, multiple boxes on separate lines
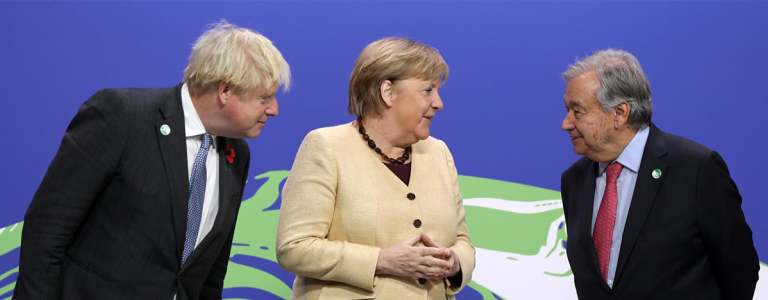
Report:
181,133,212,266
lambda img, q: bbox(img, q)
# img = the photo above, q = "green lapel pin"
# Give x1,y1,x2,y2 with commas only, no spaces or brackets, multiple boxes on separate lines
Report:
652,169,662,179
160,124,171,136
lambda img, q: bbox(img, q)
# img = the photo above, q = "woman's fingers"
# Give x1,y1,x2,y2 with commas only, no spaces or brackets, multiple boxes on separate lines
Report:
379,235,455,279
420,234,451,261
419,255,449,269
405,233,423,246
440,248,453,262
417,246,445,257
416,264,445,277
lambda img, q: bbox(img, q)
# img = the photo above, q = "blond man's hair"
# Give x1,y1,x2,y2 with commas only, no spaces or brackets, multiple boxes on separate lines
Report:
348,37,448,118
184,20,291,96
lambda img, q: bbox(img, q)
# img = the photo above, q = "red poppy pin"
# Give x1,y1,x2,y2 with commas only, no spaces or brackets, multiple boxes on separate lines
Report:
225,144,235,164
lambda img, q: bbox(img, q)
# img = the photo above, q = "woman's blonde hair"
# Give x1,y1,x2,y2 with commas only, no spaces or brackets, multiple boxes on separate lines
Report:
348,38,448,118
184,20,291,96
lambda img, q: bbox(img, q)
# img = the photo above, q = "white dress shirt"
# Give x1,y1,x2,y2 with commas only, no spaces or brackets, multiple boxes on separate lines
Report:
591,126,650,288
180,83,220,251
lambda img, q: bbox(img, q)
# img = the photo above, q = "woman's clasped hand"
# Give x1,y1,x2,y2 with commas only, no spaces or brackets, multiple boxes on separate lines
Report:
375,233,461,279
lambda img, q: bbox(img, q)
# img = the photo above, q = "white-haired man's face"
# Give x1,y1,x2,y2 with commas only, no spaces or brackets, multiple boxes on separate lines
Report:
561,71,617,162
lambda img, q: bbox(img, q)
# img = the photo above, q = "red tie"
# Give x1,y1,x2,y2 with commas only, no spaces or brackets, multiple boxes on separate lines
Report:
593,162,623,281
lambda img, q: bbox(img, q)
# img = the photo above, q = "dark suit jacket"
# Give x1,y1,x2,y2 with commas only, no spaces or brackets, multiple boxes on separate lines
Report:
15,84,250,300
561,123,759,300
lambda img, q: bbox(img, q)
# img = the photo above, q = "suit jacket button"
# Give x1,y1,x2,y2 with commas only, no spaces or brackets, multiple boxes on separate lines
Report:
407,193,416,200
413,219,422,228
418,278,427,285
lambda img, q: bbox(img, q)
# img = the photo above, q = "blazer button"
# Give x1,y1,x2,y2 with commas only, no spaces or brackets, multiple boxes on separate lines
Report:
418,278,427,285
413,219,422,228
407,193,416,200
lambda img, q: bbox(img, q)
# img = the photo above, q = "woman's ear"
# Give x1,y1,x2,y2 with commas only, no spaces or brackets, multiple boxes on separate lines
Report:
380,80,395,107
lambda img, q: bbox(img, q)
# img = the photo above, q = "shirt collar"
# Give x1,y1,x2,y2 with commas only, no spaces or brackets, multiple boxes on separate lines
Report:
181,83,217,149
598,125,650,174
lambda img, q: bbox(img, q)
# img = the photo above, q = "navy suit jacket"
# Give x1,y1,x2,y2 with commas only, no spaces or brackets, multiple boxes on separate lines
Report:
561,123,758,299
15,84,250,299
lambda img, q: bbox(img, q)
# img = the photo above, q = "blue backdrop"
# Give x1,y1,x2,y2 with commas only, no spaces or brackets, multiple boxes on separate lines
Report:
0,1,766,299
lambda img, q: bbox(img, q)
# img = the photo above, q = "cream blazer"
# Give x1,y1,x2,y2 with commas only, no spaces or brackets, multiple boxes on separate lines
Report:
276,123,475,300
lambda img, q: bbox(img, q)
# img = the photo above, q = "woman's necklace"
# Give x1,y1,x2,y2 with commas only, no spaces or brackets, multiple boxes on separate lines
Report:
357,119,410,165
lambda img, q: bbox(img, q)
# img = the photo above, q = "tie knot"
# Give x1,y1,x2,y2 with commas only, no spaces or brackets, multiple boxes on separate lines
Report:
606,162,623,182
201,133,212,148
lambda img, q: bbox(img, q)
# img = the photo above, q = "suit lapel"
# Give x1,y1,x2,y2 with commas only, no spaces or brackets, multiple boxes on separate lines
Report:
576,161,611,291
614,123,668,285
155,84,189,270
181,137,237,271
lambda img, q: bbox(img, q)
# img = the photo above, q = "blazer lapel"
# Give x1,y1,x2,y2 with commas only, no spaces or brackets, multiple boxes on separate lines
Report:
576,161,611,292
180,136,236,271
614,123,668,285
155,84,189,270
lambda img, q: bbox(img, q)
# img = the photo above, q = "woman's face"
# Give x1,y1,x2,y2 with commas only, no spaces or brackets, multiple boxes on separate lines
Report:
387,77,444,144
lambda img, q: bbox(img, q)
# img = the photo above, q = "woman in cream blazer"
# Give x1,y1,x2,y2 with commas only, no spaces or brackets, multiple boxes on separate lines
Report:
277,37,475,300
